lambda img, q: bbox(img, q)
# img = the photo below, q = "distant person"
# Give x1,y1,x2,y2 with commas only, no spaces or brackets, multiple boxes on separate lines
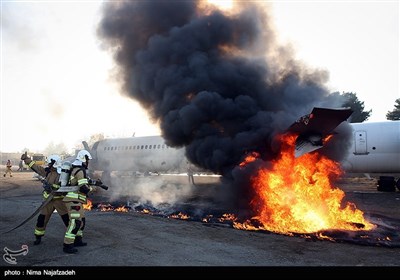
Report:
21,152,69,245
17,160,24,172
187,161,195,185
3,159,12,177
62,149,101,254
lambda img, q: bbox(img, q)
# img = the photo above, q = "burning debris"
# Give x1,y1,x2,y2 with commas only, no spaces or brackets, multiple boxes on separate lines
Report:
84,199,129,212
85,196,400,248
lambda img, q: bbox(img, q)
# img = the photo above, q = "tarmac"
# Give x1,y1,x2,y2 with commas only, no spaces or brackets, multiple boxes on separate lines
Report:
0,170,399,275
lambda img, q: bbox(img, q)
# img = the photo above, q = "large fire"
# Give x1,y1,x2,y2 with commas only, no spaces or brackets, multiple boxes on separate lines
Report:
234,133,375,234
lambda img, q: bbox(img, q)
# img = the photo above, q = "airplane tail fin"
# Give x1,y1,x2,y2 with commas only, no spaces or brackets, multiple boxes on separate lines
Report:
82,141,91,152
288,107,353,158
294,134,323,158
82,140,96,161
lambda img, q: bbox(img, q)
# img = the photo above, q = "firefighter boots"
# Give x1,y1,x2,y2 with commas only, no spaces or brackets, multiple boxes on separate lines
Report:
74,236,87,247
63,243,78,254
33,235,42,245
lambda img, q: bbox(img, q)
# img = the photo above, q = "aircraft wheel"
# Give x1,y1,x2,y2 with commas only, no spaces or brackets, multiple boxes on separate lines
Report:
377,176,396,192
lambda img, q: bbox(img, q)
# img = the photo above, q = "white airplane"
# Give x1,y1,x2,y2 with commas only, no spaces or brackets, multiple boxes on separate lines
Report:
84,135,189,178
340,121,400,173
83,120,400,185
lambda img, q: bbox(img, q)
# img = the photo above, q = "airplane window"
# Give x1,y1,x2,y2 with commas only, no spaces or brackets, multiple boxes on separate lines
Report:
125,146,128,150
141,145,144,149
153,145,156,149
149,145,152,149
145,145,148,149
157,144,160,149
162,145,165,149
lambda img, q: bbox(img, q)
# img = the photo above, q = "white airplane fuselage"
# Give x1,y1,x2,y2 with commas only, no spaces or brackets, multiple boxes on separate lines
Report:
341,121,400,173
90,136,187,174
88,121,400,176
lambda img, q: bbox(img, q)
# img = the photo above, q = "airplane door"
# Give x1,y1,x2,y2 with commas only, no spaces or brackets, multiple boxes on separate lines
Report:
354,130,368,155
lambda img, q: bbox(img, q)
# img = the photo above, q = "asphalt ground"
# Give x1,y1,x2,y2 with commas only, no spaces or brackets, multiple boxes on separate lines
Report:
0,170,399,276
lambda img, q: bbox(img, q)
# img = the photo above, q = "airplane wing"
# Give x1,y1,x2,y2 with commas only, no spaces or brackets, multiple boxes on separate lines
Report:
287,107,353,158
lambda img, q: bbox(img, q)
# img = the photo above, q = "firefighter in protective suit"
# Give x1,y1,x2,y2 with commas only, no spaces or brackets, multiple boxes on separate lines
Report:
21,153,69,245
62,149,102,254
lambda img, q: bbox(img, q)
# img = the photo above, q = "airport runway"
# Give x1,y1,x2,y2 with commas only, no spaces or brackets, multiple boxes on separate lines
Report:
0,171,399,274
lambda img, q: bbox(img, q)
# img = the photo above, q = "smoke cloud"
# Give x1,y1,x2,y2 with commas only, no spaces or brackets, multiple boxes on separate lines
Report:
97,0,350,212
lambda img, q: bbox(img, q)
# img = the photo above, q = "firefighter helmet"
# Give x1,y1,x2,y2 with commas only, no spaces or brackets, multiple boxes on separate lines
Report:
76,149,92,163
47,154,62,173
47,154,61,165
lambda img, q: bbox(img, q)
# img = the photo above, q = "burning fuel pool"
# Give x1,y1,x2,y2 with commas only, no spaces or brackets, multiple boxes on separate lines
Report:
85,200,400,248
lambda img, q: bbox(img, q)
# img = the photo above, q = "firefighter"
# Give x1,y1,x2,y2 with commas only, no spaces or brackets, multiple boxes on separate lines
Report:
62,149,101,254
21,153,69,245
4,159,13,177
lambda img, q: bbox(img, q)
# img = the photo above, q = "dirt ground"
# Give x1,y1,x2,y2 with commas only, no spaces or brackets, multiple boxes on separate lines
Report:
0,168,399,275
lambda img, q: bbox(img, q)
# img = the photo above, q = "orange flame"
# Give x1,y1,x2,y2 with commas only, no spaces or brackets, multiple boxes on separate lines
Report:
323,134,334,143
235,133,375,234
218,213,236,222
83,199,93,210
202,214,213,223
114,206,129,212
99,203,113,211
169,212,190,220
97,203,129,212
239,152,259,167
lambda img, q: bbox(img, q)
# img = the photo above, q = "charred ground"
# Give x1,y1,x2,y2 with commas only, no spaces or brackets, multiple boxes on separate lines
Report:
0,170,399,268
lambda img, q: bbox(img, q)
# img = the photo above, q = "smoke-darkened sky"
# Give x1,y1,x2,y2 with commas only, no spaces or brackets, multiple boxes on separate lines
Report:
97,0,351,177
1,0,398,153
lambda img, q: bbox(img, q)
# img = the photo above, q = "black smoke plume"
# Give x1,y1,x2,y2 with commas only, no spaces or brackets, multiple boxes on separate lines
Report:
97,0,350,213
